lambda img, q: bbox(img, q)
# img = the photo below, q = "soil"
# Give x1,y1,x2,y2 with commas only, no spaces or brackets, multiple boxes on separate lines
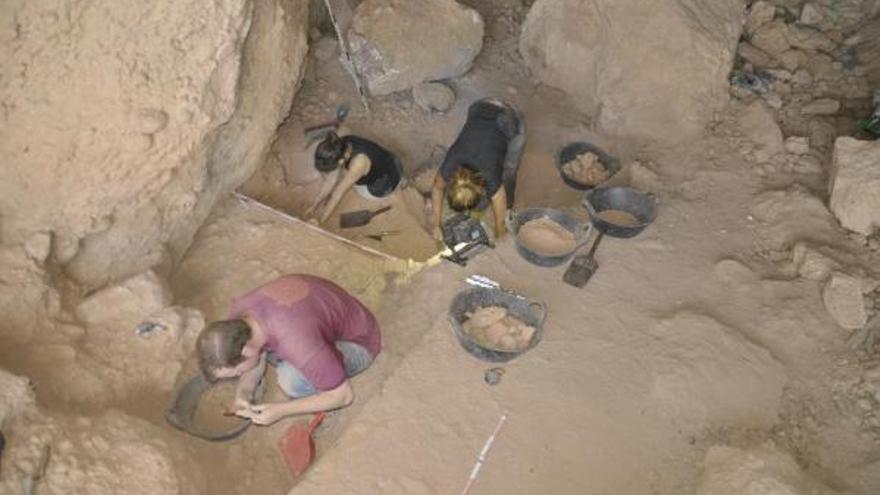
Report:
561,151,609,185
193,380,246,433
595,209,642,226
463,306,536,352
516,217,578,256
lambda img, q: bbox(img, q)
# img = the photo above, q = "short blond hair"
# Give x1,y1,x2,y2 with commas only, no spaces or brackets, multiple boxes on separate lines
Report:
447,166,485,211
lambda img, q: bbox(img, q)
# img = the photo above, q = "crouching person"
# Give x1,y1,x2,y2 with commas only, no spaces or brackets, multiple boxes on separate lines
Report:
196,274,381,425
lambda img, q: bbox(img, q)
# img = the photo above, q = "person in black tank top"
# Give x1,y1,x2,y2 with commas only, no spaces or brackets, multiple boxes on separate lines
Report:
307,131,403,224
431,98,526,240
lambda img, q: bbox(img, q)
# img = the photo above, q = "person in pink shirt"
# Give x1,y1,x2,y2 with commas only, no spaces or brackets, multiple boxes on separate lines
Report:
195,274,381,425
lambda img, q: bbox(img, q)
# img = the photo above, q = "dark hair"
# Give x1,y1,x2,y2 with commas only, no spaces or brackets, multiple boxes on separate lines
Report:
314,131,346,172
196,319,252,382
447,165,486,211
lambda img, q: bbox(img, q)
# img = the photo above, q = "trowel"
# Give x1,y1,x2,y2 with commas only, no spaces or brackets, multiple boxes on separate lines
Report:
278,412,326,478
303,103,350,147
339,205,391,229
562,231,604,288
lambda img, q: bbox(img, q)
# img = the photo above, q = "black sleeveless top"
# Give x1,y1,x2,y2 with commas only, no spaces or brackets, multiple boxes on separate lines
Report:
439,101,512,208
343,136,401,197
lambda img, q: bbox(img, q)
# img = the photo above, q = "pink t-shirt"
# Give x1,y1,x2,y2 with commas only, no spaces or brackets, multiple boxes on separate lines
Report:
228,274,381,391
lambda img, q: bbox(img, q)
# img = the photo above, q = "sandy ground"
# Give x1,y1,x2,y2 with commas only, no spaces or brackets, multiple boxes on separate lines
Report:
151,103,880,495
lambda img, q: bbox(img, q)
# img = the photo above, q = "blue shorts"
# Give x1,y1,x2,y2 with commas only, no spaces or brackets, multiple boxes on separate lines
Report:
272,341,373,398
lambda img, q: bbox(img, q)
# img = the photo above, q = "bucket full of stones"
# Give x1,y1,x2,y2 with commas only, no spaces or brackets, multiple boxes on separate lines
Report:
556,141,621,191
448,286,547,363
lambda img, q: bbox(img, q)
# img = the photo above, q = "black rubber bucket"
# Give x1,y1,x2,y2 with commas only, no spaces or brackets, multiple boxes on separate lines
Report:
448,287,547,363
582,187,657,239
511,208,590,267
165,373,264,442
556,141,621,191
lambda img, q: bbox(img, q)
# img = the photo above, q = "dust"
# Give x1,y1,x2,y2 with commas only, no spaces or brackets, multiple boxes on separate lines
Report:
561,151,609,185
463,305,536,352
517,217,577,256
595,209,640,226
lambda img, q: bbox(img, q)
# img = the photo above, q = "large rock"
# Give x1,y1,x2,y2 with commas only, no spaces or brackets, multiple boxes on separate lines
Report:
0,368,34,428
738,101,784,162
76,270,172,326
347,0,484,96
520,0,744,144
0,0,309,288
823,271,868,330
698,442,838,495
829,137,880,236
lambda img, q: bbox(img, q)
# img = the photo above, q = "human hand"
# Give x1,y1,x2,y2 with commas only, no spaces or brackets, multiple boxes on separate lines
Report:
235,402,288,426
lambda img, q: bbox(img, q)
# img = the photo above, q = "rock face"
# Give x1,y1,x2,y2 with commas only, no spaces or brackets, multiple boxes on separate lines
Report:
0,368,34,428
0,410,205,495
520,0,744,144
697,442,837,495
823,272,868,330
75,270,172,326
739,101,785,162
829,137,880,236
348,0,484,96
0,0,310,287
412,82,456,114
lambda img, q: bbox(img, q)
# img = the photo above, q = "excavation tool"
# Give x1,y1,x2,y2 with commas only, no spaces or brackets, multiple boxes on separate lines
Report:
339,205,391,229
459,414,508,495
303,103,350,142
359,230,400,242
441,213,493,266
278,412,326,477
563,186,657,289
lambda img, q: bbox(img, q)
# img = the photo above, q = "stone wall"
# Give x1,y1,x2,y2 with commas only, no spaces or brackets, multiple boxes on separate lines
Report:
0,0,310,288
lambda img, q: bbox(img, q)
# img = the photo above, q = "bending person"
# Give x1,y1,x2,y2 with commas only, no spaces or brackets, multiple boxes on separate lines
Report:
307,131,403,224
431,98,526,240
195,274,380,425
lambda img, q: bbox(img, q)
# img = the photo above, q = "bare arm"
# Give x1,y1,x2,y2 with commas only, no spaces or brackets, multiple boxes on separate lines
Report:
305,169,340,218
318,155,370,223
234,352,266,407
491,188,508,239
431,173,446,239
238,380,355,425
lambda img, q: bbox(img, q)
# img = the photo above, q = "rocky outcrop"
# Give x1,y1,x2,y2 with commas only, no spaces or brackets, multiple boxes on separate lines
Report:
519,0,744,143
697,442,838,495
347,0,484,96
0,0,310,288
829,137,880,236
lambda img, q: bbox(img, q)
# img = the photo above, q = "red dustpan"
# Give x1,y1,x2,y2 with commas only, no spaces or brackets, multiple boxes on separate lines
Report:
278,412,326,477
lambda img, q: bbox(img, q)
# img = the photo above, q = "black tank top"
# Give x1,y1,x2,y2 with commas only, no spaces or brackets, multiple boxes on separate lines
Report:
439,101,511,208
343,136,401,197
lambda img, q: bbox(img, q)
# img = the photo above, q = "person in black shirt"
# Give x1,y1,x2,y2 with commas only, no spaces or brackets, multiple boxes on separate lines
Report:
430,98,526,240
307,131,403,224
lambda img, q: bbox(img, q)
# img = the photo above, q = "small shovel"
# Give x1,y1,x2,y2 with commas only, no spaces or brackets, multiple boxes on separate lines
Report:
277,412,326,478
563,231,604,288
339,205,391,229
